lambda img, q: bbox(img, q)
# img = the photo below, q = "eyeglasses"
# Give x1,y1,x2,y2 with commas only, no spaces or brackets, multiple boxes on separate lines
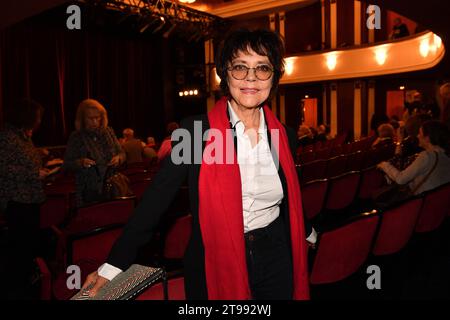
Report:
227,64,274,81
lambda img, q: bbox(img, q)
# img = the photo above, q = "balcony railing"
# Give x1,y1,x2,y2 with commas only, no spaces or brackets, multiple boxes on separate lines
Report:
280,31,445,84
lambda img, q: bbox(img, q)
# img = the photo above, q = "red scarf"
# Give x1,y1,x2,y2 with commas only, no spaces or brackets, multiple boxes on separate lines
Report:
198,97,310,300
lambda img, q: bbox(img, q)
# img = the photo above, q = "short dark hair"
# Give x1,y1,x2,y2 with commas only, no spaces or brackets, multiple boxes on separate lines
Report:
6,98,44,130
215,28,285,100
421,120,450,150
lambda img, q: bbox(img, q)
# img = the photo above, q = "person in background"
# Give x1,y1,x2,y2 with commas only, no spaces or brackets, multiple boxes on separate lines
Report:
389,17,410,40
63,99,126,207
370,112,389,136
390,114,431,170
316,124,331,142
82,28,314,300
143,136,157,161
121,128,144,164
157,122,179,163
378,120,450,195
297,124,314,148
372,123,395,148
0,98,48,299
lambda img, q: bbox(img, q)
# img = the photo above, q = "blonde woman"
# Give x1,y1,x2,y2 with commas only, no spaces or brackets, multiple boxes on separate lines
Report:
63,99,125,207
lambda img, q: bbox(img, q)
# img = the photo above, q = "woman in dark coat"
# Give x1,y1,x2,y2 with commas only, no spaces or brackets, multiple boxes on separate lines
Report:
83,29,314,300
63,99,125,207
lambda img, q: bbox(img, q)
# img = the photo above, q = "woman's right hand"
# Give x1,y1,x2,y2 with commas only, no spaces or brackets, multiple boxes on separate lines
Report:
81,158,96,168
81,271,109,297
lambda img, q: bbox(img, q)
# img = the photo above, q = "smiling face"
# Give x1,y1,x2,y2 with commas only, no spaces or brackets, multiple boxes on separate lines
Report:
227,48,273,111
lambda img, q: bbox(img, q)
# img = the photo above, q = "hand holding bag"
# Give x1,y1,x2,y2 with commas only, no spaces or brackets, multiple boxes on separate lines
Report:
71,265,167,300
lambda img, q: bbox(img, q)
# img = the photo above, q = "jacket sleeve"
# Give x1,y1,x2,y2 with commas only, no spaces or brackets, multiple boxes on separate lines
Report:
284,125,313,239
108,127,126,164
381,151,430,185
63,132,84,172
106,119,193,270
0,133,40,182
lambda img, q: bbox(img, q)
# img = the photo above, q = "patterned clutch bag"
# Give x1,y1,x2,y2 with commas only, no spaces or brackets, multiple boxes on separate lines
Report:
71,264,166,300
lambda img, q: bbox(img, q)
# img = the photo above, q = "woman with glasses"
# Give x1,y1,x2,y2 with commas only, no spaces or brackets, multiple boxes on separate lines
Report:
82,29,314,300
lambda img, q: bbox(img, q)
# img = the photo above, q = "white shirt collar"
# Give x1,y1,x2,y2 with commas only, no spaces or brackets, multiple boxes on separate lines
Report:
227,101,267,134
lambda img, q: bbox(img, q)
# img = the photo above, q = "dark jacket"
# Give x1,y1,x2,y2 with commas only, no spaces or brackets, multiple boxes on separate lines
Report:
107,113,312,299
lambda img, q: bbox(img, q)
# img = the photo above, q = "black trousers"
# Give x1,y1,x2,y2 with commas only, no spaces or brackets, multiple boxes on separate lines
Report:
244,217,293,300
2,201,41,299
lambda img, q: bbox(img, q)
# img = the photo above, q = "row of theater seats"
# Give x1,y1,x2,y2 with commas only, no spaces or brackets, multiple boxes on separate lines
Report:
39,161,158,229
309,182,450,286
36,179,450,299
296,133,349,156
37,206,192,300
301,166,387,221
296,135,377,164
35,159,191,300
297,144,396,185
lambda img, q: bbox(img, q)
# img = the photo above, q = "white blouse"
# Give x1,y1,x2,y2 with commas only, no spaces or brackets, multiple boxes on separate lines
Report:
228,102,284,233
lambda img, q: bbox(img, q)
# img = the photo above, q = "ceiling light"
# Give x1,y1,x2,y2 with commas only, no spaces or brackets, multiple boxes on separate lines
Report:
420,39,430,58
375,48,387,65
285,58,294,76
326,54,337,71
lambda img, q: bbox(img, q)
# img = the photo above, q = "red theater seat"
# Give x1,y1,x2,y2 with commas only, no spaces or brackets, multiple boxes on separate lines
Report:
310,213,379,284
372,197,423,256
163,214,192,259
301,179,328,220
326,155,348,178
136,276,185,300
324,171,360,211
358,166,386,201
415,183,450,233
52,224,124,300
64,197,136,234
298,160,327,184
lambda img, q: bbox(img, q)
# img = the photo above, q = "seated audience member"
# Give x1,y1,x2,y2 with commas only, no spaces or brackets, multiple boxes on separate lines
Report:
145,136,157,149
378,120,450,195
390,114,431,170
372,123,395,148
122,128,144,164
316,124,332,142
389,17,410,40
297,125,314,148
370,113,389,136
157,122,179,163
143,136,157,161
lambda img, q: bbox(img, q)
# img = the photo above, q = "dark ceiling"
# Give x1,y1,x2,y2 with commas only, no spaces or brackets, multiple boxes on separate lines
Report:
2,0,449,38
